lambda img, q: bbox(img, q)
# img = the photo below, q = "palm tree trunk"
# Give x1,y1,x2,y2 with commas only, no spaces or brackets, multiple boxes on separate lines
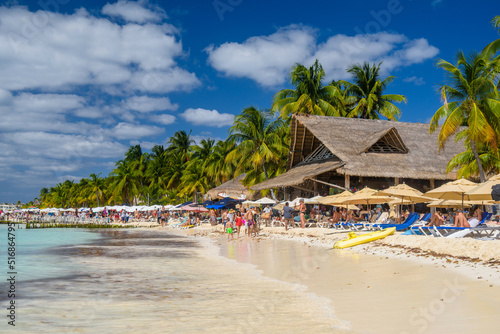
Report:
96,190,100,207
470,140,486,182
262,163,277,201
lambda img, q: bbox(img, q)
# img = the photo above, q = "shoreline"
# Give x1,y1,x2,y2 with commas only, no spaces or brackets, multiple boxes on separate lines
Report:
176,223,500,287
172,224,500,333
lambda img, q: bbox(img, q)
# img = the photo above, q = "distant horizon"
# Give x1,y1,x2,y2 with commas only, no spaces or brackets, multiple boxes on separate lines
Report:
1,0,499,203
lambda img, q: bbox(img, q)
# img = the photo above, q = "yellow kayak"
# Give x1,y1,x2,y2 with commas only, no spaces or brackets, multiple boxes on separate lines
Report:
333,227,396,249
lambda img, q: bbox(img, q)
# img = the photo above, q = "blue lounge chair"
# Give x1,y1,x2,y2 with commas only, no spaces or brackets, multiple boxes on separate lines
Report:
412,212,493,237
170,216,188,228
372,212,420,231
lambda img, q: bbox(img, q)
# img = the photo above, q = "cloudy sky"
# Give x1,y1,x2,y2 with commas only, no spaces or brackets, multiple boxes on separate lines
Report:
0,0,498,203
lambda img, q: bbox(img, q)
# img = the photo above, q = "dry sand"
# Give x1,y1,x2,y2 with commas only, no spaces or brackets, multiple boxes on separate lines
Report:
170,223,500,334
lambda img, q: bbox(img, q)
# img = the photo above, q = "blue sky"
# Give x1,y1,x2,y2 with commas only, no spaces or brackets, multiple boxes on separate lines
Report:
0,0,499,203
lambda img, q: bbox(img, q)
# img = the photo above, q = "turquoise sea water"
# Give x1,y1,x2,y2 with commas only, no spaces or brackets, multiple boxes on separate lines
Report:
0,225,352,334
0,224,102,281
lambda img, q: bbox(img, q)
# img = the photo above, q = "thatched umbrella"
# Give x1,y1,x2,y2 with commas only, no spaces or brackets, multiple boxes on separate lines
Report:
427,199,476,209
304,196,324,204
377,183,433,218
317,190,353,205
339,187,392,205
465,174,500,202
424,178,478,210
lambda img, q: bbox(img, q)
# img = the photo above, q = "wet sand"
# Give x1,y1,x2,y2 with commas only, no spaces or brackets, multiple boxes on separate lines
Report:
173,224,500,334
216,237,500,334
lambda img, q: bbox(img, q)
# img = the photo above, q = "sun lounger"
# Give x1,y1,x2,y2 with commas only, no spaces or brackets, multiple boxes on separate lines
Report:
412,212,495,237
372,212,420,231
170,216,188,228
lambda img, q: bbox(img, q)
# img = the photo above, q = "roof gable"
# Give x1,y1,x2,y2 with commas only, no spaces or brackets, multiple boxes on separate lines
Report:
362,127,408,154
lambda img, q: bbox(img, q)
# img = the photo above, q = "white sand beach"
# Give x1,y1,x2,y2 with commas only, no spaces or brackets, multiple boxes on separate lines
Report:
171,223,500,334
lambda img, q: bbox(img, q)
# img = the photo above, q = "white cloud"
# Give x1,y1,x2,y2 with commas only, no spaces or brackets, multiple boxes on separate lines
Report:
3,131,127,159
151,113,176,125
129,68,200,93
0,6,198,93
403,76,426,86
12,93,85,113
129,140,157,150
124,96,178,112
207,26,439,85
111,122,164,139
180,108,235,127
102,0,166,23
396,38,439,64
206,25,316,87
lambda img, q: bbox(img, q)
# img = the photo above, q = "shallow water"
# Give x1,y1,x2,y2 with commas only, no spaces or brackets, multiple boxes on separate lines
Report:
0,226,354,333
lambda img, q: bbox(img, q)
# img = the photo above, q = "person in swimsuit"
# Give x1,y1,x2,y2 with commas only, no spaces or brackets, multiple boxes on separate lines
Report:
235,211,243,239
283,202,293,231
245,207,254,238
298,199,306,229
209,209,217,226
226,219,233,241
455,207,482,227
427,210,445,226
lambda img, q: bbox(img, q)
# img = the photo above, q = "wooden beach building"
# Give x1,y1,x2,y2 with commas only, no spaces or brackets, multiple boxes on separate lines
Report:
251,114,465,199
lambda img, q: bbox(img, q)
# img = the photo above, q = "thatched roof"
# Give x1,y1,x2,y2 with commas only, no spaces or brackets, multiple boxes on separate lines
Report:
288,114,465,180
206,174,252,200
251,160,344,191
251,115,465,191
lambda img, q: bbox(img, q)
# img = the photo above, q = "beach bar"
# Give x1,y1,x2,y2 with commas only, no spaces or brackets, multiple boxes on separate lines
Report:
251,114,465,199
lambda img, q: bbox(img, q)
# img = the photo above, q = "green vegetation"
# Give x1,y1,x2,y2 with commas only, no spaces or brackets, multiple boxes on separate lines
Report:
430,15,500,181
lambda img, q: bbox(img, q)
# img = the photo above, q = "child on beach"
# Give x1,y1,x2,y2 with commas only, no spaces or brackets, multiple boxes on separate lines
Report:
226,219,234,241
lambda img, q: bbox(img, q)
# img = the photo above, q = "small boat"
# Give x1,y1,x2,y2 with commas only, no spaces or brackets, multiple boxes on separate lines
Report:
333,227,396,249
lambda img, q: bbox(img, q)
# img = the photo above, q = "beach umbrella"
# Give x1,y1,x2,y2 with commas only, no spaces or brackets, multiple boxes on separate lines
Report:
241,200,257,208
377,183,433,218
465,174,500,202
334,204,360,210
427,199,474,209
339,187,392,205
254,197,277,205
180,204,208,212
377,183,433,203
317,190,353,205
273,198,302,211
304,196,324,204
424,178,478,209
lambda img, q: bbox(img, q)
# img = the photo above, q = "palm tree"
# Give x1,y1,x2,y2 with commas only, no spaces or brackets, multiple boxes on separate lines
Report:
446,142,500,179
109,160,142,205
39,188,49,206
272,60,343,119
430,51,500,182
483,15,500,60
166,130,194,162
227,107,289,200
180,161,211,202
205,140,237,185
339,62,407,120
88,173,105,207
125,144,143,163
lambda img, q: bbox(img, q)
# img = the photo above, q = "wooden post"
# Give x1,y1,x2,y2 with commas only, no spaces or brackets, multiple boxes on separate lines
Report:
430,179,435,189
395,177,400,185
313,180,318,196
345,174,350,190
